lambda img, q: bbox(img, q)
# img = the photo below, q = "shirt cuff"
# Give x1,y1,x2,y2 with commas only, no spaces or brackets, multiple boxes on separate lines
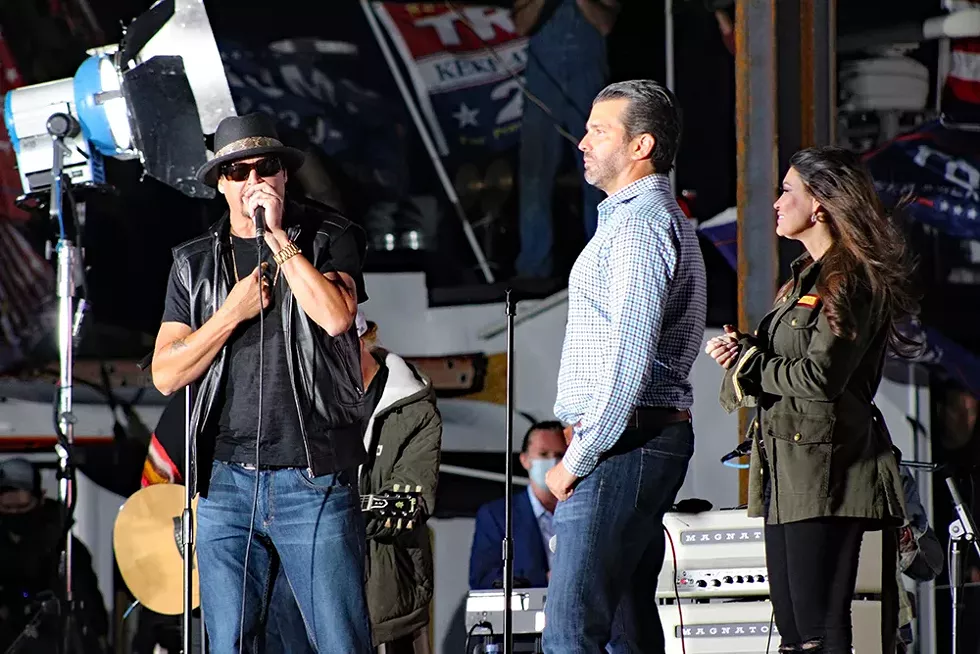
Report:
562,435,600,477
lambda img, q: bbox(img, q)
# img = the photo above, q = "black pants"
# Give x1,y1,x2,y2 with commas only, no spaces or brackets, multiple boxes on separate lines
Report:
764,518,866,653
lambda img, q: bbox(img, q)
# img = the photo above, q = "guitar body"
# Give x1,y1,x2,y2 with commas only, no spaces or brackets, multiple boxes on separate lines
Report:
113,484,420,616
113,484,200,615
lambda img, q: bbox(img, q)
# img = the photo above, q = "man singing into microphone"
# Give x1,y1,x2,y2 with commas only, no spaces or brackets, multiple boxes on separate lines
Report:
150,113,372,653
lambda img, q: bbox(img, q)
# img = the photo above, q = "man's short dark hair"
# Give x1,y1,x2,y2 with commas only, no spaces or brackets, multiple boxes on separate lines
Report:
521,421,564,453
593,79,682,174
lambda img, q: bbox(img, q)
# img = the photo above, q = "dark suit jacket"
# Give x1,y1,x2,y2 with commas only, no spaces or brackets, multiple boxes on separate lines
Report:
469,490,549,590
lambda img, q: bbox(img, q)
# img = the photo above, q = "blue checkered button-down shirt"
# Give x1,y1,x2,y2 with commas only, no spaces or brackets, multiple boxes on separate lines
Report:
555,174,707,477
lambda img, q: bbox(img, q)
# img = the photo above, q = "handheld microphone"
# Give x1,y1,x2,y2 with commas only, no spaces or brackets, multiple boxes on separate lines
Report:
252,205,266,236
719,438,753,464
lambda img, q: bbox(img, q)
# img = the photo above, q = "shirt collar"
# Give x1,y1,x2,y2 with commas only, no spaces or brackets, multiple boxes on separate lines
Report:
526,485,549,519
597,173,672,225
791,253,821,287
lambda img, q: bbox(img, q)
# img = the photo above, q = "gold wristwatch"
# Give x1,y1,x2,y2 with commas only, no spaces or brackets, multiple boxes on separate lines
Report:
273,240,300,265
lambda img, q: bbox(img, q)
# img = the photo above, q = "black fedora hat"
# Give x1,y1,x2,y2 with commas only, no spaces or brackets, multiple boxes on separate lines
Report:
196,112,305,187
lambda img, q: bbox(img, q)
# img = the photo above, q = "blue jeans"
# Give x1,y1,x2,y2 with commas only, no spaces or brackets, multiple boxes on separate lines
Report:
265,564,315,654
514,0,608,278
542,422,694,653
196,462,372,654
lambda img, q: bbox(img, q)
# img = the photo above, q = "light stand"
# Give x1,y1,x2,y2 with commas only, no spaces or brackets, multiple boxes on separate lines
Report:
502,289,517,654
901,460,980,654
48,111,84,654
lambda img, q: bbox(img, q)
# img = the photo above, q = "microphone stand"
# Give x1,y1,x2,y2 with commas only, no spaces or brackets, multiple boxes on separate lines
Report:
182,385,194,654
945,474,978,654
901,460,980,654
502,289,517,654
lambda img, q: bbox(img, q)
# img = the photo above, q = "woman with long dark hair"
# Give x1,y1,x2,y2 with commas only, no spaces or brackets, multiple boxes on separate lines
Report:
706,146,917,653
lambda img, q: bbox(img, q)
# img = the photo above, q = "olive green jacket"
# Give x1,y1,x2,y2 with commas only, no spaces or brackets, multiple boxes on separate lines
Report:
719,256,907,527
359,351,442,646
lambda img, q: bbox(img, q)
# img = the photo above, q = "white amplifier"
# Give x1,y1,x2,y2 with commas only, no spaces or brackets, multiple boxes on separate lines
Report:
658,510,883,598
464,590,883,654
659,599,882,654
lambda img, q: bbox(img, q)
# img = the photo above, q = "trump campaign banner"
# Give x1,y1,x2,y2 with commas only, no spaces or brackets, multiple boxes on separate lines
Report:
372,2,529,166
864,120,980,240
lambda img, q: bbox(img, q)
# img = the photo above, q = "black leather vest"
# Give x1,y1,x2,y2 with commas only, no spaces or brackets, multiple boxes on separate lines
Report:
171,200,368,495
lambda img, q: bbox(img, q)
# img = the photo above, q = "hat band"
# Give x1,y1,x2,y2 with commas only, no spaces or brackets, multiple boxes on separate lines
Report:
214,136,284,160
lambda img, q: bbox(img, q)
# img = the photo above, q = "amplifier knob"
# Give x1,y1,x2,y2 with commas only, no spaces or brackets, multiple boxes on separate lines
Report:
723,576,734,584
696,580,707,588
746,576,754,583
736,576,744,583
711,579,721,587
756,575,766,583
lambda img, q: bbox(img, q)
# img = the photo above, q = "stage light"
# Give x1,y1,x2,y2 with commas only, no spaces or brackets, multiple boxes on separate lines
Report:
3,0,236,201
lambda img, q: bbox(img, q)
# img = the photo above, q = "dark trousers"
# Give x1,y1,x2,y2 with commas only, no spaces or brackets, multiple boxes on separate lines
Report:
764,518,866,653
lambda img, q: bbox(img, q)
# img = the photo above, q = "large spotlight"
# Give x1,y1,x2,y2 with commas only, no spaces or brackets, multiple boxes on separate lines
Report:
3,0,236,201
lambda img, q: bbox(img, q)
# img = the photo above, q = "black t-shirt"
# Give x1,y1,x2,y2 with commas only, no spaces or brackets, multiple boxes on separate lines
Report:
212,234,305,466
161,214,368,468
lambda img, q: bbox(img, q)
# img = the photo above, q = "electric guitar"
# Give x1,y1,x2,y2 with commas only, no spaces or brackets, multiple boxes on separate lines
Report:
113,483,421,616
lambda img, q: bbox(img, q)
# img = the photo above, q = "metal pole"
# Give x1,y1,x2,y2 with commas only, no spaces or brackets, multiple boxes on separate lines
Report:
54,210,75,614
183,387,195,654
503,288,517,653
358,0,495,283
55,239,76,654
47,112,80,654
735,0,778,504
949,519,964,654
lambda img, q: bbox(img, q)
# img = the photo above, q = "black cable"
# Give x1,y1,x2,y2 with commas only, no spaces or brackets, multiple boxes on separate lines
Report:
766,607,774,653
464,620,493,654
663,525,686,654
237,232,265,654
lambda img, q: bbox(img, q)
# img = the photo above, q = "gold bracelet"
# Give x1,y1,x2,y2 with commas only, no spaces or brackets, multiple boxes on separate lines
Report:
273,240,301,266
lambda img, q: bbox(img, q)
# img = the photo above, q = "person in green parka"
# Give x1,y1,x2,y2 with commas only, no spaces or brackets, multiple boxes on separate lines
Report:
706,146,920,654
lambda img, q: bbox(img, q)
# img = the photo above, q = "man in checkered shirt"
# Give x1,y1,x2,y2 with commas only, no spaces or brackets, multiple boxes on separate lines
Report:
543,79,707,653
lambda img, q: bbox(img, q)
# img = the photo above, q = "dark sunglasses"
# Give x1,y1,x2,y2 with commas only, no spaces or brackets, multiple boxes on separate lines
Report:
220,157,282,182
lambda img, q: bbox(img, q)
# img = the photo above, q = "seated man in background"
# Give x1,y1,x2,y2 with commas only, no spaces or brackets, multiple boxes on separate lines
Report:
469,422,567,589
0,458,108,654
